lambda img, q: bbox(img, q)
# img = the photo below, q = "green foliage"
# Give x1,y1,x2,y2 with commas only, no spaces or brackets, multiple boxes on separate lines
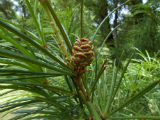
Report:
0,0,160,120
0,0,17,19
116,0,160,58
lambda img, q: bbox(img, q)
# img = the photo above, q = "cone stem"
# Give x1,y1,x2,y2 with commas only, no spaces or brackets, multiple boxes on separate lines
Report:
73,76,88,99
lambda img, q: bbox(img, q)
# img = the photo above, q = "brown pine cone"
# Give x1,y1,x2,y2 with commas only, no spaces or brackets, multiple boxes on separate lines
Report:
72,38,94,67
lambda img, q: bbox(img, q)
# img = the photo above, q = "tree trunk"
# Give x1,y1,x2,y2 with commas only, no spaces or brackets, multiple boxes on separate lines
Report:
113,0,118,48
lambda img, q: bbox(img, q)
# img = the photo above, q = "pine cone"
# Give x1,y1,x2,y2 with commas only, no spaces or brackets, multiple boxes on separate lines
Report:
72,38,94,67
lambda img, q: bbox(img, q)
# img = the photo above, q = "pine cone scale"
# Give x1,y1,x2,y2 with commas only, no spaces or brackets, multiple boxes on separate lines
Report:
73,46,83,52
